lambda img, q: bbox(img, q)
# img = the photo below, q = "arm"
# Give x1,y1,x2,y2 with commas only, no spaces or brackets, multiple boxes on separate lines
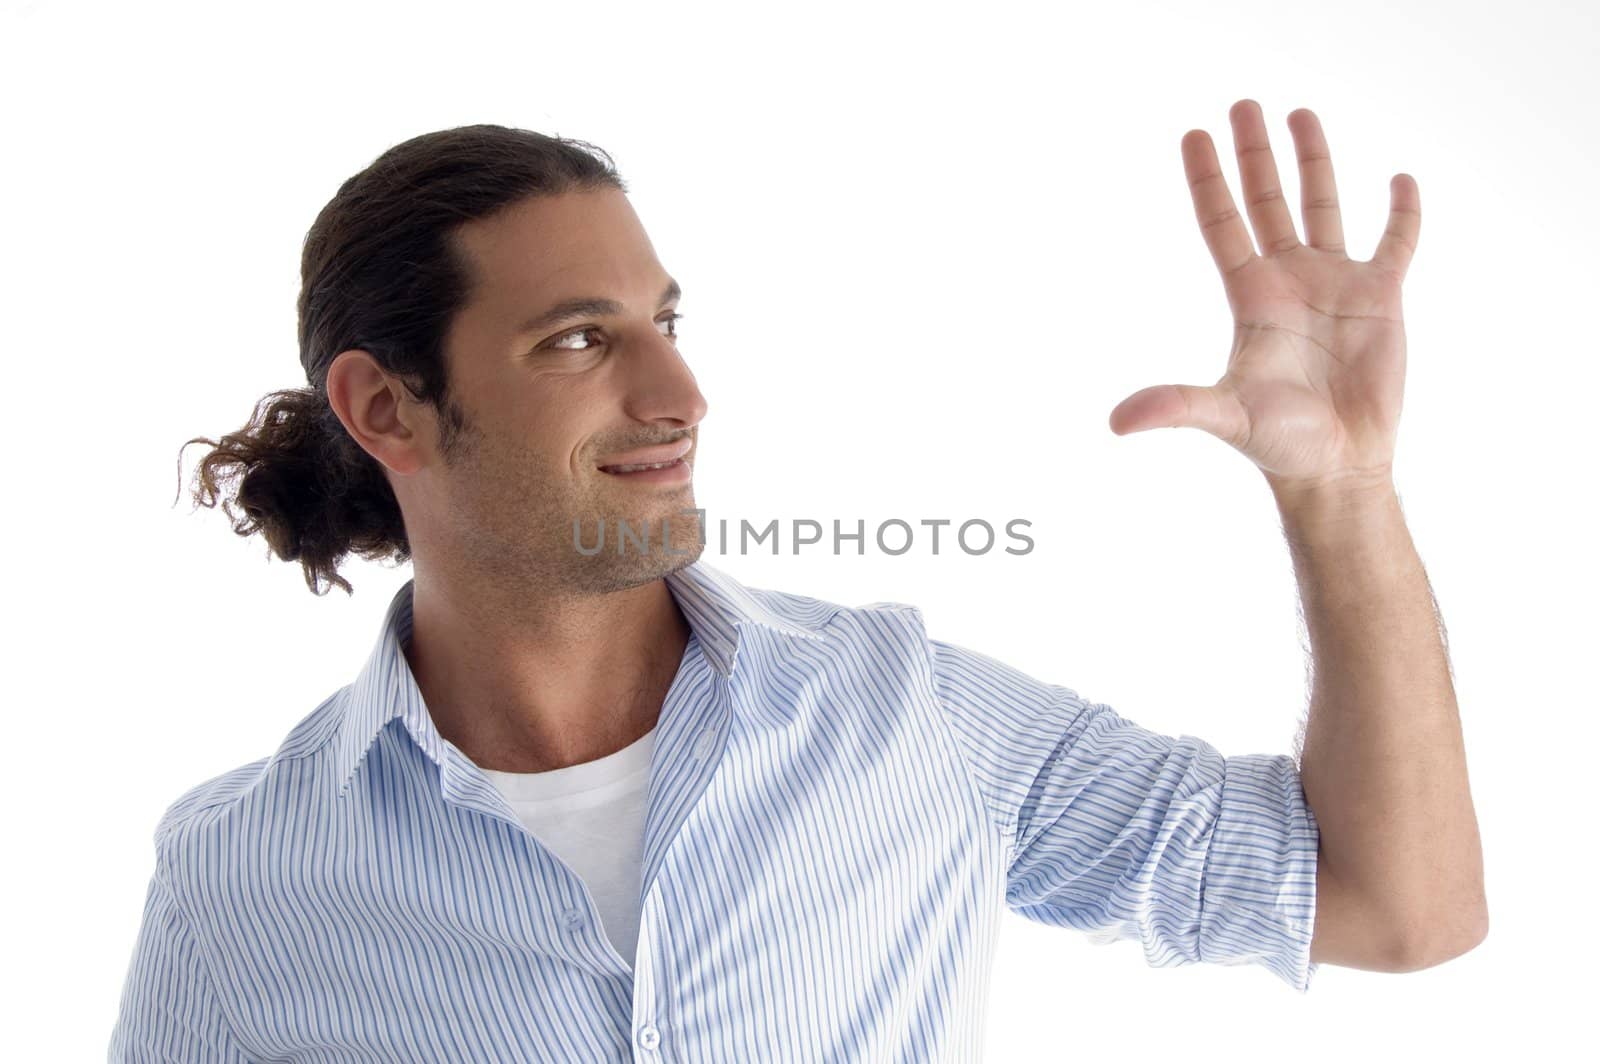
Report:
926,627,1324,993
1107,99,1487,971
108,857,252,1062
1275,475,1487,969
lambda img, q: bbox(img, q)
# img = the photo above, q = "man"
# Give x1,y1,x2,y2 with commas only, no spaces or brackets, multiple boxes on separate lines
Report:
112,99,1486,1060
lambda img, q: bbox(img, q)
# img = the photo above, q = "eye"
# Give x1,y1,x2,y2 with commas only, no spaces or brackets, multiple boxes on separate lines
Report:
549,326,604,351
547,312,684,351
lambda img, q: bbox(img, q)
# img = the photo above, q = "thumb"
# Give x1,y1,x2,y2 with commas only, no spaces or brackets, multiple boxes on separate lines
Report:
1108,383,1243,441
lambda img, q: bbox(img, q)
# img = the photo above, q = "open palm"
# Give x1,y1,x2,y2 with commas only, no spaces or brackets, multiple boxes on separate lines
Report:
1109,99,1420,493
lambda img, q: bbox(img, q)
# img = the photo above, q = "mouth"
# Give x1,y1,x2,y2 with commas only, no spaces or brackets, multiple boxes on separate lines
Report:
598,456,692,484
600,458,684,474
597,438,694,481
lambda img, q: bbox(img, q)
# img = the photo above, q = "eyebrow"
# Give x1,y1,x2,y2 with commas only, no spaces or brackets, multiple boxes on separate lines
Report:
517,277,681,337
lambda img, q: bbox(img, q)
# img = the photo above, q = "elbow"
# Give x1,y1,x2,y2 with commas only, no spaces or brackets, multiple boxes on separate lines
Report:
1392,905,1489,973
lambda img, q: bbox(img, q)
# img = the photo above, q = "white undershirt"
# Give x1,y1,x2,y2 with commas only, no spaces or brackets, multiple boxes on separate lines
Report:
478,723,658,967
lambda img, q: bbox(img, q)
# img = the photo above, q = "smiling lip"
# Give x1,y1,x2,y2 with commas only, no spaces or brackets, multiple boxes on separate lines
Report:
597,438,693,473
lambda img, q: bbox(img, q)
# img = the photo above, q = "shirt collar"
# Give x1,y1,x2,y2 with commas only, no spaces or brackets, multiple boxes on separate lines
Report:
333,558,830,795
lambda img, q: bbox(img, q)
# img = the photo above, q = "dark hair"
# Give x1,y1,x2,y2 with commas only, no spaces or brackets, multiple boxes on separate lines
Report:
173,124,627,597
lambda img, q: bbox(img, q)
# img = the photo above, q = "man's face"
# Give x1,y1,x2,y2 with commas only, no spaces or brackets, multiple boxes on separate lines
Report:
407,187,708,594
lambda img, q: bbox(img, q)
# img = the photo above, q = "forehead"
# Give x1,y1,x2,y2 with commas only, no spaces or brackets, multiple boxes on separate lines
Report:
455,188,664,318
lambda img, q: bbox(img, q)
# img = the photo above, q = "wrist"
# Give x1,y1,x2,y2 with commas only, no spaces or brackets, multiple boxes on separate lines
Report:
1268,467,1399,536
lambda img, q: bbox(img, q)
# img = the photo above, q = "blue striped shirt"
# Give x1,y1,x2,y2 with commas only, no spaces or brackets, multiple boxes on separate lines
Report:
110,559,1320,1061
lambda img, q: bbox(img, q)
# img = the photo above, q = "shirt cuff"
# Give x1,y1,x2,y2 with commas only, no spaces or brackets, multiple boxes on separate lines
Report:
1197,752,1321,993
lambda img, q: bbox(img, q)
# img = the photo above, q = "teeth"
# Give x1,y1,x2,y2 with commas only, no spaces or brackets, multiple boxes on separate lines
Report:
608,459,677,473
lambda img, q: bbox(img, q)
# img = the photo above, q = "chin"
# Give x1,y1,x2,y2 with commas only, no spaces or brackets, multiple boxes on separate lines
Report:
573,541,703,594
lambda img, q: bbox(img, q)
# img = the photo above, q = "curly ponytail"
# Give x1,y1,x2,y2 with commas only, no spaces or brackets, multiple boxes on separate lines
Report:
174,387,410,597
172,124,626,596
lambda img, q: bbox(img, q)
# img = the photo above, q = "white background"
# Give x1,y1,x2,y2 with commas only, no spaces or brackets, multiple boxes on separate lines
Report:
5,0,1596,1059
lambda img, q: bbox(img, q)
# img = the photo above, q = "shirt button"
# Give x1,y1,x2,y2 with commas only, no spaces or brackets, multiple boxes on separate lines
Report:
692,730,716,760
561,907,584,931
637,1024,660,1050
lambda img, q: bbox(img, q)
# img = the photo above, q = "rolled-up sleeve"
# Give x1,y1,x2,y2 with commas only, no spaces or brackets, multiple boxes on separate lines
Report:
928,637,1321,993
108,850,251,1062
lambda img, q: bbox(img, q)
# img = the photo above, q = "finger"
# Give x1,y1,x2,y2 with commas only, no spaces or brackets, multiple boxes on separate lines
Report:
1230,99,1301,256
1370,173,1421,284
1288,108,1346,254
1108,382,1248,447
1182,129,1256,278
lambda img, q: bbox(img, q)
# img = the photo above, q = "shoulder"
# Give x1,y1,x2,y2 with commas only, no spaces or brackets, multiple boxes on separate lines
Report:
733,581,940,691
152,687,351,857
748,580,931,641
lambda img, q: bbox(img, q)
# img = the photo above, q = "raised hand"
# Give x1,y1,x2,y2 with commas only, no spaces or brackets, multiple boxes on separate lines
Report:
1108,99,1419,494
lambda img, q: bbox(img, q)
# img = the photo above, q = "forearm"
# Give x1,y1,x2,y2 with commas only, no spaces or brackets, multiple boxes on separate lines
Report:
1272,474,1487,961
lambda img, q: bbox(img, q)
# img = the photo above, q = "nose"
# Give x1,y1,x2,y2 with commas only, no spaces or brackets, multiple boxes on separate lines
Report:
618,325,709,430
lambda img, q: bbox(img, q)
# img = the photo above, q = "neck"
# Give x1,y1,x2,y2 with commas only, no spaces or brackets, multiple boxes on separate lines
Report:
403,571,692,773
